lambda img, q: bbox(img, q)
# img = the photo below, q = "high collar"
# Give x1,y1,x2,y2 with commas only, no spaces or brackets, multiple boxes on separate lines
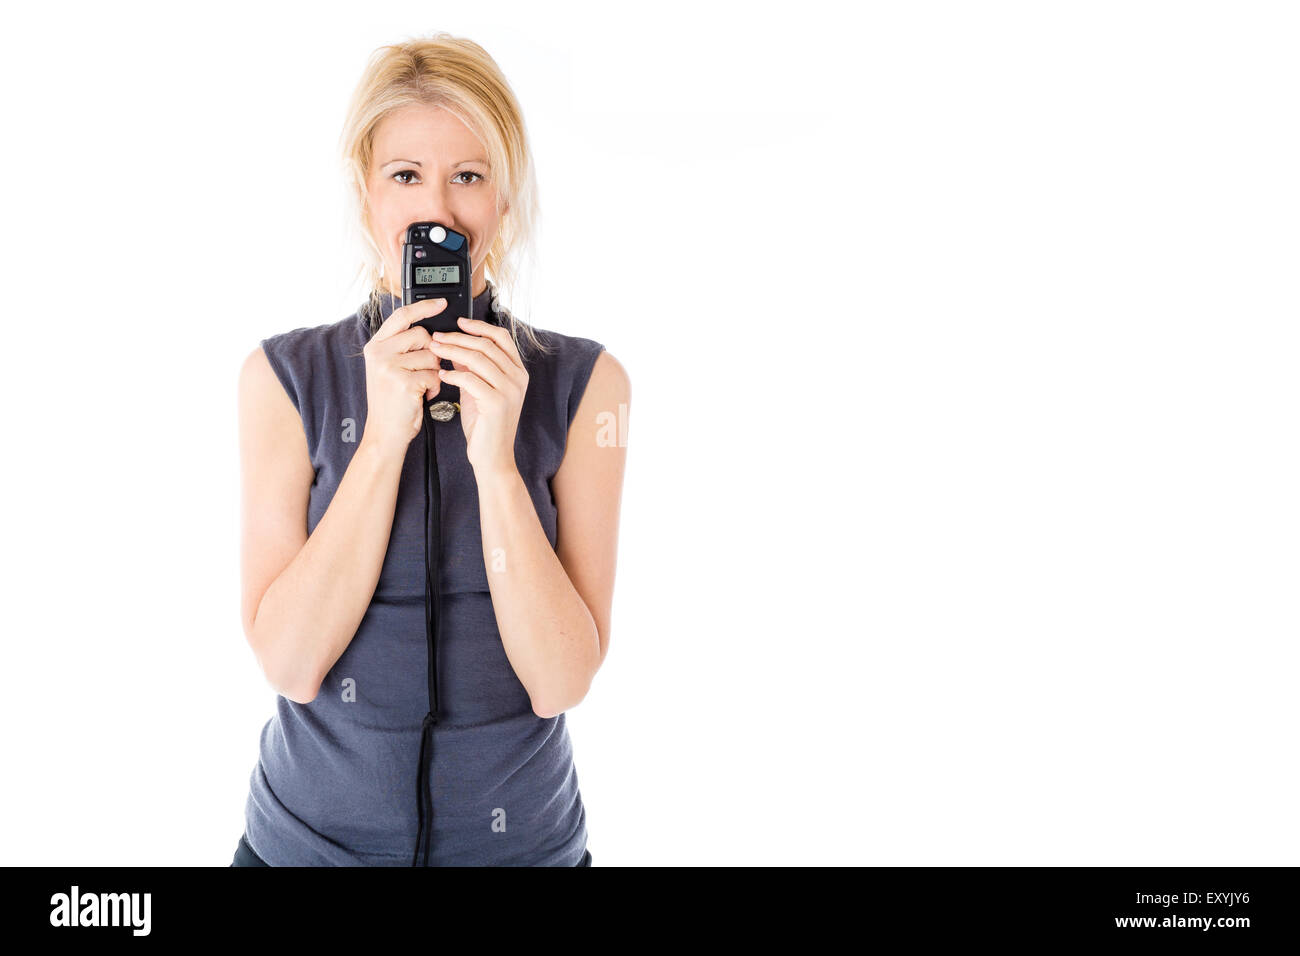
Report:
360,281,498,339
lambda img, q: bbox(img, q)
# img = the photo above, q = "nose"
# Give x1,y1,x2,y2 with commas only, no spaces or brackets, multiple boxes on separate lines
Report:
415,186,457,235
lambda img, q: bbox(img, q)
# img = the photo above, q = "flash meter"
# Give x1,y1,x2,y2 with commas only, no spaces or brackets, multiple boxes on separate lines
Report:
402,221,474,335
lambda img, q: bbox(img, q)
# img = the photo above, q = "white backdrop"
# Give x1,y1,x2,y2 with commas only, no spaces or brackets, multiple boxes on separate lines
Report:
0,0,1295,866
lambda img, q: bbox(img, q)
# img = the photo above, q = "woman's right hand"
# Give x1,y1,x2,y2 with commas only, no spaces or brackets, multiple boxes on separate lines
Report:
359,296,449,458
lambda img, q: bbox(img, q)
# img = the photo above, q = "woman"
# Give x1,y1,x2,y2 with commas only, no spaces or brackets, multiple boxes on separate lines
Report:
231,33,629,866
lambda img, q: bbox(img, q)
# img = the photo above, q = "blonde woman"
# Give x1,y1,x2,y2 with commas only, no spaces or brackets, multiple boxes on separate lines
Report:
232,34,629,866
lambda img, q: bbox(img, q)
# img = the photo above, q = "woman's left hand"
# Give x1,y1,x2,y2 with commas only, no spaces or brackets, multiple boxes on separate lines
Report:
427,315,528,478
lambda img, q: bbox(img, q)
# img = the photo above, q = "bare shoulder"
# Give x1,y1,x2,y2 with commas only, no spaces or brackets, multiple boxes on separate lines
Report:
237,341,312,485
575,349,631,431
590,349,630,398
238,344,279,404
238,345,301,435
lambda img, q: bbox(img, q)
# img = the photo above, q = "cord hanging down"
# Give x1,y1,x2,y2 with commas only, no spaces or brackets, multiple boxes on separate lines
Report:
413,393,454,866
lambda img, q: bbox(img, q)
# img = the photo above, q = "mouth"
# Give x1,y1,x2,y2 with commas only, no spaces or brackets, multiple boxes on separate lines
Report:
397,228,470,248
391,234,474,273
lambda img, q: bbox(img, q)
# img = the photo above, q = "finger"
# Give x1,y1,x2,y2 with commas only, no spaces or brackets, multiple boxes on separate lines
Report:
407,369,441,401
427,338,509,390
450,316,525,371
428,325,526,385
384,324,435,356
436,367,491,405
395,347,441,372
371,297,447,345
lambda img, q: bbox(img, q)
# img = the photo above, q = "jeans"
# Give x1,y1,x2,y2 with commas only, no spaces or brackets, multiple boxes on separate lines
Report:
230,833,592,866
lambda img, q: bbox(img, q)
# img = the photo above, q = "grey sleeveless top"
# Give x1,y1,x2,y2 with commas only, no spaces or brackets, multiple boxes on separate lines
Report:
243,281,605,865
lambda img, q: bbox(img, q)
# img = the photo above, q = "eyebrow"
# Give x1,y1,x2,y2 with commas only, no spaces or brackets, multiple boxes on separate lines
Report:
380,157,488,169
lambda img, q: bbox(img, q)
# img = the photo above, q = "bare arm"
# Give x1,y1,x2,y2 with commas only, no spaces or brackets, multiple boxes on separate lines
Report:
477,350,630,717
238,345,406,703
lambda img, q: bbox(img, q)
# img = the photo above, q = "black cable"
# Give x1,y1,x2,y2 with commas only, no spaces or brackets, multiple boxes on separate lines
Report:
409,290,494,866
413,400,441,866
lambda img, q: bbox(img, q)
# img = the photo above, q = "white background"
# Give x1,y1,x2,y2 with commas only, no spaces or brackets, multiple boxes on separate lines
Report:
0,0,1296,865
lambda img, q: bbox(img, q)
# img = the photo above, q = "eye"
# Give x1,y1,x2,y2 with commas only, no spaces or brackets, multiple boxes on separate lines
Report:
391,169,485,186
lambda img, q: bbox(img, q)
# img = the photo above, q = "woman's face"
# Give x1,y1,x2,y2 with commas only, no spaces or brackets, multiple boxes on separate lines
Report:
365,103,505,298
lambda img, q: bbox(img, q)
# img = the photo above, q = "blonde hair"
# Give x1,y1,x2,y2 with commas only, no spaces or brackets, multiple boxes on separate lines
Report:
339,33,551,358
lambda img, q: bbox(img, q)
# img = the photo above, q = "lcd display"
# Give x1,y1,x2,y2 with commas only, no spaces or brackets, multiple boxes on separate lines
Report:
415,265,460,285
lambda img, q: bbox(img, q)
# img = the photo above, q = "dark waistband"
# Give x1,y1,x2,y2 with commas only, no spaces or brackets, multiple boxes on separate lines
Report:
232,833,591,867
